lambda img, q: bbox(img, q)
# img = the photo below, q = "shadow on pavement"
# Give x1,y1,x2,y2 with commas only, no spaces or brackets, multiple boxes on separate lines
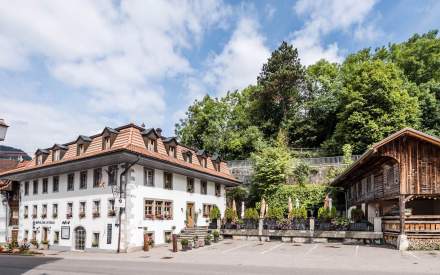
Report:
0,255,61,275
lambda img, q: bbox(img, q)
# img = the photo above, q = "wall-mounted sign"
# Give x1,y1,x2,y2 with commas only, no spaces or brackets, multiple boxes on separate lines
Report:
61,226,70,240
34,220,55,225
62,220,70,225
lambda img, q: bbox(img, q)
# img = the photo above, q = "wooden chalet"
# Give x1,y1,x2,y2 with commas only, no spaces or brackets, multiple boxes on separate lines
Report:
332,128,440,249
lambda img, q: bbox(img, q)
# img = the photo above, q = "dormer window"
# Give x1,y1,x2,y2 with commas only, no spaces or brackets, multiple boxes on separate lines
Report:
163,137,178,158
196,149,208,168
141,128,159,152
51,144,68,161
183,151,192,163
101,127,118,150
212,153,221,172
35,149,49,165
76,135,91,156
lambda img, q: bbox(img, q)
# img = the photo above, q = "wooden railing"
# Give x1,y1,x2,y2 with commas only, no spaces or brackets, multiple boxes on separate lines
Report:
382,215,440,234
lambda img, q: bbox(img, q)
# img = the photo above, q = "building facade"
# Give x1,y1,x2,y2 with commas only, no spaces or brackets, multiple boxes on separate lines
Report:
0,124,239,252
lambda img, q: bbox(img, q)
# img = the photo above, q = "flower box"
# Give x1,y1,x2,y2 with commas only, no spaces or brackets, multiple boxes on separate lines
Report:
41,214,47,219
66,213,72,219
52,214,58,219
24,214,28,219
79,212,86,218
145,214,154,219
32,214,37,219
108,210,116,217
93,212,100,218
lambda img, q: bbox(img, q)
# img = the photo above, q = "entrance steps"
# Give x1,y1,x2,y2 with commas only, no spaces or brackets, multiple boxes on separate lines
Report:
178,226,210,241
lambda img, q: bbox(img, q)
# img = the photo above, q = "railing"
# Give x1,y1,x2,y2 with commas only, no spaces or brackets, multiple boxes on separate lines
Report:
382,215,440,234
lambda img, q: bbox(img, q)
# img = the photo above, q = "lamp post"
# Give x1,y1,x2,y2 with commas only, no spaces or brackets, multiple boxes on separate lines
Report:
0,119,8,141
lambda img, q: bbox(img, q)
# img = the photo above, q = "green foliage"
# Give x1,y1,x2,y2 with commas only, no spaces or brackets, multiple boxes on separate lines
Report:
212,230,220,238
342,144,353,165
243,208,259,220
317,206,337,221
209,206,221,220
226,186,248,203
180,239,189,246
250,131,293,200
334,216,350,227
265,184,328,215
267,205,285,221
289,206,307,219
291,161,311,185
350,208,365,222
224,207,237,222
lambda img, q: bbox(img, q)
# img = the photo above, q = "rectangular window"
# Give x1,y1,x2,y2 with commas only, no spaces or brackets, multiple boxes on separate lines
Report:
80,171,87,189
93,168,102,188
104,136,111,150
52,204,58,218
215,183,221,197
108,165,118,186
186,177,194,193
42,204,47,218
213,162,220,172
54,231,59,244
164,172,173,190
67,202,73,219
183,153,192,163
200,180,207,195
144,167,154,187
92,232,100,248
33,180,38,195
169,146,176,158
42,178,48,193
144,200,154,218
77,144,84,156
24,181,29,196
53,176,59,192
164,231,172,243
24,230,29,241
144,199,173,220
107,224,112,244
108,199,116,217
93,200,100,218
203,204,214,218
24,206,28,218
67,173,74,191
54,149,60,161
79,202,86,218
32,205,37,218
147,139,156,152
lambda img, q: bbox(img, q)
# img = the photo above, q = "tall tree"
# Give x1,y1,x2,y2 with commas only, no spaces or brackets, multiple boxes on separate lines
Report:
326,59,421,154
251,41,308,142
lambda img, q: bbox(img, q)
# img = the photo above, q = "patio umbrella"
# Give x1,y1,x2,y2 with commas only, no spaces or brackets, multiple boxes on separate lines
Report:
260,198,266,218
288,197,293,218
232,199,237,221
241,201,245,219
295,198,300,209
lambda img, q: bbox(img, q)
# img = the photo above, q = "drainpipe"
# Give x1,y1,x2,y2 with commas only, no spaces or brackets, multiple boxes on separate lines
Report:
117,156,140,253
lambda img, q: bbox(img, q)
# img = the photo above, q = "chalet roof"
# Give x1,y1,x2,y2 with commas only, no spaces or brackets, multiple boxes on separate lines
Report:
331,128,440,186
211,153,221,162
0,123,239,184
196,149,208,158
141,128,160,139
35,149,49,155
102,127,119,135
162,137,178,144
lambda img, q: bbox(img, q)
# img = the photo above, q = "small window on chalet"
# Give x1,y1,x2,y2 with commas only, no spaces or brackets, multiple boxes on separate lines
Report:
35,149,49,165
144,167,154,187
200,180,207,195
211,154,221,171
52,144,67,161
196,150,208,168
163,137,178,158
36,155,43,165
187,177,194,193
164,172,173,190
215,183,221,197
103,137,111,149
168,146,176,158
147,139,157,151
101,127,118,150
108,165,118,186
141,128,159,152
53,150,61,161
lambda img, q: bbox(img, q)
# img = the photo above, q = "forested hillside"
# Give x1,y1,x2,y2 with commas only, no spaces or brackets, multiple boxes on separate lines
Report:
175,31,440,160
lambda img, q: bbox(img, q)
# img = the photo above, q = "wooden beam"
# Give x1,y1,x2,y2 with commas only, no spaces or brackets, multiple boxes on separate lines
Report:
399,194,406,234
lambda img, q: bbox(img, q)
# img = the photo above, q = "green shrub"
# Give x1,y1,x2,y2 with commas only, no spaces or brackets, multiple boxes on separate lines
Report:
267,206,284,221
209,206,221,220
224,207,237,222
318,206,336,221
350,208,364,222
244,208,259,220
181,239,189,246
334,216,350,227
41,240,49,245
289,206,307,219
212,230,220,238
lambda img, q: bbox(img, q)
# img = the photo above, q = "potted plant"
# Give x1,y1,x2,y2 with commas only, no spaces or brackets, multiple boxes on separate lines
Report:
193,236,199,248
41,213,47,219
212,230,220,243
30,239,39,249
205,234,212,245
24,214,28,219
181,239,189,251
32,214,37,219
41,240,49,250
209,206,221,229
52,213,58,219
66,213,72,219
92,241,99,248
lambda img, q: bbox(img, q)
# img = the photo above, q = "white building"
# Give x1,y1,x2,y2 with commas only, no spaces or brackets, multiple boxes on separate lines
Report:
0,124,239,252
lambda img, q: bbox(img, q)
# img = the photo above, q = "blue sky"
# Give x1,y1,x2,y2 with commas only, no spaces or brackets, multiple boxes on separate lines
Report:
0,0,439,155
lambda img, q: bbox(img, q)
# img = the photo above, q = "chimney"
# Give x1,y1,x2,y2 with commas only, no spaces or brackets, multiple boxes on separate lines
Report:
155,128,162,137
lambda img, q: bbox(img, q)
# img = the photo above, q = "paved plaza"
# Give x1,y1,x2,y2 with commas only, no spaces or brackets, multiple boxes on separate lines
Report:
1,240,439,274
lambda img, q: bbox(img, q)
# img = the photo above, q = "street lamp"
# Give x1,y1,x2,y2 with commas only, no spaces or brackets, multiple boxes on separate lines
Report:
0,119,8,141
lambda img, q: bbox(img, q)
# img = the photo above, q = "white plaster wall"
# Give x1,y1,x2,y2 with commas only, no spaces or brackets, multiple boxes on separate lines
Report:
19,163,228,251
125,164,226,248
20,166,119,251
0,194,8,243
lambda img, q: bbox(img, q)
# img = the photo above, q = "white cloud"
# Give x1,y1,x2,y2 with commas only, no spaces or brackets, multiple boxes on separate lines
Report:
291,0,378,65
204,17,270,94
0,0,230,151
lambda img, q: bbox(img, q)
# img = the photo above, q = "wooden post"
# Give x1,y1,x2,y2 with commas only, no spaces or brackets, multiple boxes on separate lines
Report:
399,194,405,234
143,234,149,251
172,234,177,253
